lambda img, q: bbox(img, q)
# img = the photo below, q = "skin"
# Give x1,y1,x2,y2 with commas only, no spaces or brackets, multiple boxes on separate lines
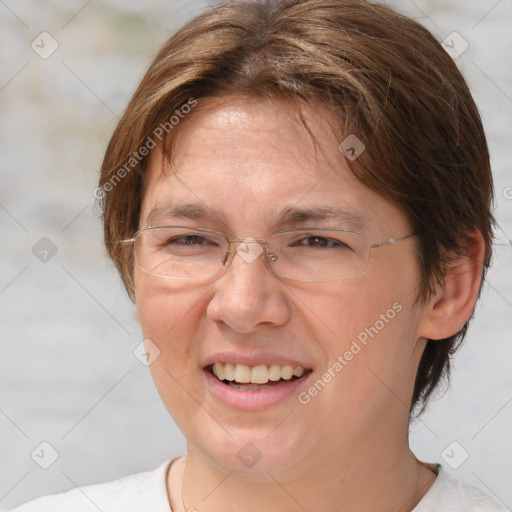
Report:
134,96,485,512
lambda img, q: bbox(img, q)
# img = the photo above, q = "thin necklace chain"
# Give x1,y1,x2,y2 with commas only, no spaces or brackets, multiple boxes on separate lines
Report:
181,456,188,512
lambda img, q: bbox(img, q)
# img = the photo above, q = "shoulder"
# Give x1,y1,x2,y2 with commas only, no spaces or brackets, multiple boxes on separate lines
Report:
414,465,506,512
9,459,174,512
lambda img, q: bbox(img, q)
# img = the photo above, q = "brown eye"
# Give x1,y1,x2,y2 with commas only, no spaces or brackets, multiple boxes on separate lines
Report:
169,234,211,245
293,236,345,248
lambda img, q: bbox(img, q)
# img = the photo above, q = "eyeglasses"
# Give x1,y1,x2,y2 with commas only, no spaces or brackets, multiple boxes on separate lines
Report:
121,226,416,283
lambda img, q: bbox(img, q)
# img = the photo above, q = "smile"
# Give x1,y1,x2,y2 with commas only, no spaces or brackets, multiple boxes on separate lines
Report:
207,362,312,390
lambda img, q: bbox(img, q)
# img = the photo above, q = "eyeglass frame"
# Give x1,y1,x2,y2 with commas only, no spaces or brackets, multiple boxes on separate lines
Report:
121,225,417,283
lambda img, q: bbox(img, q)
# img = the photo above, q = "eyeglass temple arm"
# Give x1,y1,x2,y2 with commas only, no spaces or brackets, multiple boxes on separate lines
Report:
370,232,417,248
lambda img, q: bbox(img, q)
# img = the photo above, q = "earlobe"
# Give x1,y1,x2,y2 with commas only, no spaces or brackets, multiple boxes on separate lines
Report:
419,233,486,340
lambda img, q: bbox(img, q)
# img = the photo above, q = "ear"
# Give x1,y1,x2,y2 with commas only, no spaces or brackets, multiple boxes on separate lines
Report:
419,232,486,340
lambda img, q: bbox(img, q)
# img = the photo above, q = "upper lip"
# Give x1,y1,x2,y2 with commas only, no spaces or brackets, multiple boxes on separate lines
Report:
202,351,313,370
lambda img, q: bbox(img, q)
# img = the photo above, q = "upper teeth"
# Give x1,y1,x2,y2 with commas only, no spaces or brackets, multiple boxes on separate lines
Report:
211,362,307,384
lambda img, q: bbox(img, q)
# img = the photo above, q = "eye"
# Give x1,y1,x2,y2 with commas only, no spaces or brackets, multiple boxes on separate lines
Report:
293,236,346,248
168,234,211,245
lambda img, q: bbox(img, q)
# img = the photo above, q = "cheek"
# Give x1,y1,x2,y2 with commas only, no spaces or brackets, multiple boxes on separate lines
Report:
135,271,206,339
302,272,407,353
134,272,206,386
135,273,213,429
304,260,422,410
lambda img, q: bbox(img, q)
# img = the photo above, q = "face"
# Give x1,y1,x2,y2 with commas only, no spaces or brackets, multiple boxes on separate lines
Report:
135,96,428,479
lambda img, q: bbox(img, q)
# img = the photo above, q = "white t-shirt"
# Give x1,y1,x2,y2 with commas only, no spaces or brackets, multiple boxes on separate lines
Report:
10,458,504,511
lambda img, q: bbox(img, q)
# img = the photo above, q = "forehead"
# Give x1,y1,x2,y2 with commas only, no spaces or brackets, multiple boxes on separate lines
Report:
140,97,409,236
171,96,338,174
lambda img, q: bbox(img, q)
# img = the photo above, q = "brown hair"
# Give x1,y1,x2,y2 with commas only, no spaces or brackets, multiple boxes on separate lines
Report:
98,0,495,415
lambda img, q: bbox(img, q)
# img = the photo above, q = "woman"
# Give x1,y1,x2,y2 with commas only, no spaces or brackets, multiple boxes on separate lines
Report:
12,0,502,510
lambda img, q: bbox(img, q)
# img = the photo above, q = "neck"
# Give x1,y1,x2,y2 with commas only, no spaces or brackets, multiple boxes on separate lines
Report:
170,438,437,512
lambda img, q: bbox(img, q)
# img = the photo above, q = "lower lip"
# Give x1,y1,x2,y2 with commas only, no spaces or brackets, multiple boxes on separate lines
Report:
203,369,312,410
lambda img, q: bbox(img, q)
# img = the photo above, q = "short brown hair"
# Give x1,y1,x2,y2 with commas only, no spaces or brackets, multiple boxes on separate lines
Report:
98,0,495,415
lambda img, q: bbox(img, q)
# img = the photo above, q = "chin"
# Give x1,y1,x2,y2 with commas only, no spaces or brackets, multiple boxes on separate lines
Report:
188,422,316,480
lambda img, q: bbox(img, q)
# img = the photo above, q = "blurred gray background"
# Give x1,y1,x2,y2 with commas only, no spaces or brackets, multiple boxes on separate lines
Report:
1,0,511,509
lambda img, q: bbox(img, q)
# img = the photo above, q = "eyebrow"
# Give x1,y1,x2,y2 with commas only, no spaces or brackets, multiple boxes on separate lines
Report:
146,203,215,225
276,206,367,231
146,202,368,231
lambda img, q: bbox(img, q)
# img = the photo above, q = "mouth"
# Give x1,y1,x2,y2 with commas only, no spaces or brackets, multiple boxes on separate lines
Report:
205,362,313,391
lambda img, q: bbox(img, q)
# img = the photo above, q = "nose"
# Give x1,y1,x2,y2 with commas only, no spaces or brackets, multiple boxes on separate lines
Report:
206,240,291,333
